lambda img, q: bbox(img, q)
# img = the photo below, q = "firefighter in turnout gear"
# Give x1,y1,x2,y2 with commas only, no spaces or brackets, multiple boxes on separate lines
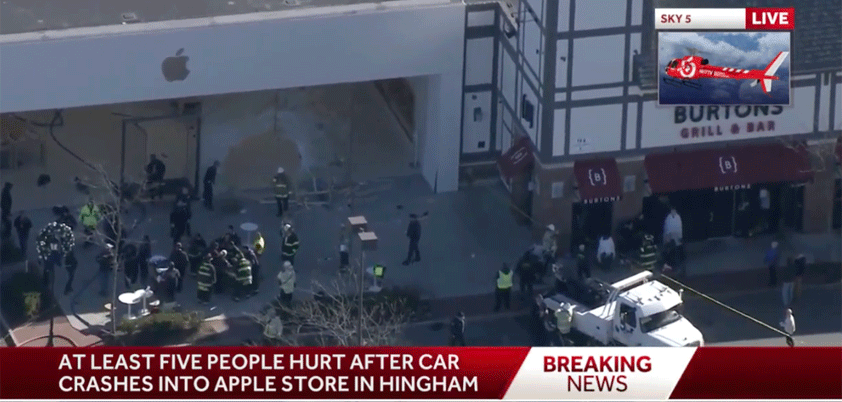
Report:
281,223,300,265
273,167,291,218
233,248,253,301
78,199,101,247
197,254,216,304
494,264,513,312
637,234,659,271
554,302,574,346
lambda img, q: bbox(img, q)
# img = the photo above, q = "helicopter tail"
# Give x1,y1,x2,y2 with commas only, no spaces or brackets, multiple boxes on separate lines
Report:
759,51,789,95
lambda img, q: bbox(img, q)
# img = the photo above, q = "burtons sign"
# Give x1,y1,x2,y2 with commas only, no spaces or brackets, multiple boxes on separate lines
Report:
675,106,783,140
641,101,814,148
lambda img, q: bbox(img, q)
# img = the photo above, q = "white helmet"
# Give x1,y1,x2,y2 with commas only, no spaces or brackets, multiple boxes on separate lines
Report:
277,167,285,174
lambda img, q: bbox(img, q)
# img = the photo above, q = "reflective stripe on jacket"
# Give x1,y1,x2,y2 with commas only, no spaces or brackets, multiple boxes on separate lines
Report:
273,174,290,197
282,233,300,257
496,270,513,289
237,257,253,285
638,244,658,268
197,261,216,291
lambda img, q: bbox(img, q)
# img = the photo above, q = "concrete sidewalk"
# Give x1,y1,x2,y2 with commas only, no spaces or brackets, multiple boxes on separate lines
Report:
10,176,841,337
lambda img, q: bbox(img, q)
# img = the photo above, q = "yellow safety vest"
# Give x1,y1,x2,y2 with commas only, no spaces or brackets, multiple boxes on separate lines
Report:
253,233,265,255
555,308,573,334
79,204,100,228
497,270,513,289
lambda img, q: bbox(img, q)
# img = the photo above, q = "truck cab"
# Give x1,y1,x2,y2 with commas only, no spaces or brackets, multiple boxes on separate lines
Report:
612,281,704,346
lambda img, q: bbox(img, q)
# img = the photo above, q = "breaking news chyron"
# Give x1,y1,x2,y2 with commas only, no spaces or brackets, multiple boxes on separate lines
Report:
0,347,840,400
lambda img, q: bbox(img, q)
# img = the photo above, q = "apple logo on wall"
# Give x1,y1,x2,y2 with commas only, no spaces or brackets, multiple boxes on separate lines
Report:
162,48,190,82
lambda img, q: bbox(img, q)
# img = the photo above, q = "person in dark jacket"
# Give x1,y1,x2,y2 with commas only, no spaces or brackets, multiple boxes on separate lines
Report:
170,207,189,247
64,250,78,295
145,154,166,199
449,311,466,346
402,213,422,265
170,242,190,292
13,211,32,257
575,244,591,279
137,236,152,286
1,182,12,223
97,245,116,297
174,187,192,237
122,242,139,289
203,161,219,210
188,233,207,276
516,256,537,300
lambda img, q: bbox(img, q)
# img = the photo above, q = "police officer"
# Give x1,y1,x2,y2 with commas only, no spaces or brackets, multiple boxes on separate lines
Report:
554,302,574,346
638,234,659,271
494,263,513,312
281,223,300,265
273,167,291,218
372,263,386,288
78,199,100,247
197,254,216,304
233,248,253,302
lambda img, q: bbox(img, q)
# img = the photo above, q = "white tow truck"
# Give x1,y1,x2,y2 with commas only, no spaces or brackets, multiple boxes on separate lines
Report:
534,268,704,347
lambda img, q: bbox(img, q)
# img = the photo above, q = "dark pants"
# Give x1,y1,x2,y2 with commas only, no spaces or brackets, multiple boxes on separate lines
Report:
405,239,420,263
234,281,251,300
17,232,28,256
252,263,262,288
64,265,76,294
520,278,534,299
275,196,289,217
189,257,201,274
125,261,138,288
494,288,511,311
138,261,149,286
577,263,591,279
203,183,214,209
449,333,466,346
281,254,295,266
599,254,614,271
172,224,186,246
768,265,778,286
278,291,293,308
198,288,211,303
175,265,187,291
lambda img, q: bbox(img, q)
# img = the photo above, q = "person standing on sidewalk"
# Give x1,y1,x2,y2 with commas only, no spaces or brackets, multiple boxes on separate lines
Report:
494,264,513,311
764,242,780,287
449,312,466,346
516,256,536,300
781,256,796,307
63,250,78,295
597,234,615,272
203,161,219,210
637,235,659,272
137,235,152,286
170,242,189,293
281,223,300,265
277,261,296,308
662,208,683,245
97,244,116,297
13,211,32,257
188,233,207,277
273,167,291,218
197,254,216,304
402,214,422,266
575,244,591,279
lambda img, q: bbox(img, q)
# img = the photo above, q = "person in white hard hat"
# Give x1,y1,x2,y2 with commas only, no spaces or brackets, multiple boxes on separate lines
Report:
272,167,291,218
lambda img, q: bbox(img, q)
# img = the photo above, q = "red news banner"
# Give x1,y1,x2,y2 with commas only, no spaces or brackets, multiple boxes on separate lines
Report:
0,347,839,400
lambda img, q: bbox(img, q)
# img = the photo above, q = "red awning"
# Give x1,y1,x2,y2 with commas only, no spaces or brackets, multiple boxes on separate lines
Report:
644,143,814,194
498,136,534,179
574,158,622,203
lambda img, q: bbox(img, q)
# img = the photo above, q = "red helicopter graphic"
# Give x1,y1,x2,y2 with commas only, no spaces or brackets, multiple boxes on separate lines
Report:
663,50,789,96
